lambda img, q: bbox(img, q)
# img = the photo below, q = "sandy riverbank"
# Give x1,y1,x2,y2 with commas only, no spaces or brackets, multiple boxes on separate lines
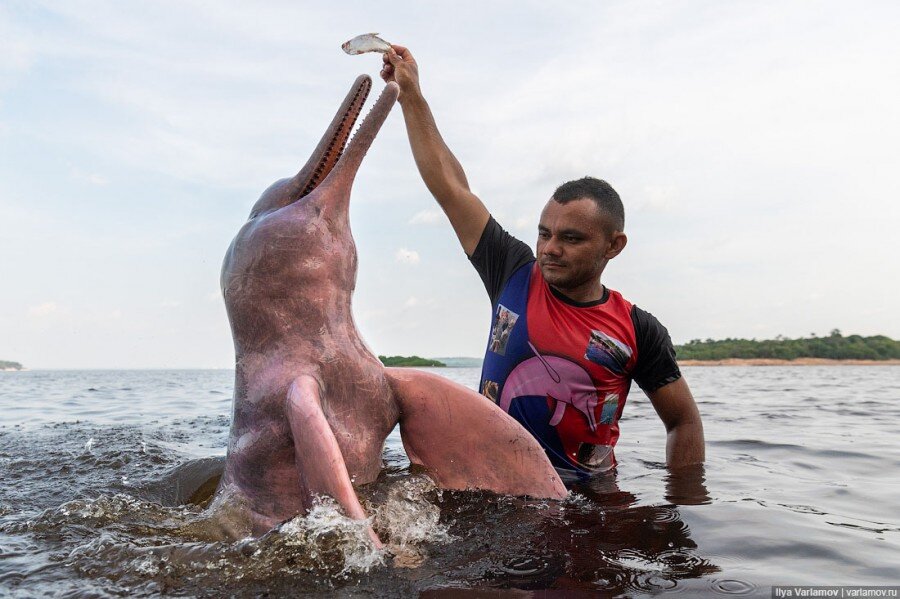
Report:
678,358,900,366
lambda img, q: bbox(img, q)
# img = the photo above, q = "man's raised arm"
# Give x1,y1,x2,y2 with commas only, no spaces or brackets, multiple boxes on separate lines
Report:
381,45,489,256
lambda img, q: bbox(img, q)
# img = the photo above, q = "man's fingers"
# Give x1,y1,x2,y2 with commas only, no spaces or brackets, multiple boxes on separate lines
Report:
380,62,395,83
389,44,414,64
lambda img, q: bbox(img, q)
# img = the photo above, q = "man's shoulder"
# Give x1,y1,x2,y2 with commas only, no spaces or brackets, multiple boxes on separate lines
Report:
628,302,667,329
604,287,634,309
471,216,534,263
469,216,536,306
625,301,682,393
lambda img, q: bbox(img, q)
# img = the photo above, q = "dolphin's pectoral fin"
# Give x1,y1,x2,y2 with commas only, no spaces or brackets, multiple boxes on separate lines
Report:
385,368,567,499
285,375,382,548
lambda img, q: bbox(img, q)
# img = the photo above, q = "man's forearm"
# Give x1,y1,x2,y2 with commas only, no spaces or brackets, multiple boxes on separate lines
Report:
665,419,705,469
399,92,472,203
397,89,489,255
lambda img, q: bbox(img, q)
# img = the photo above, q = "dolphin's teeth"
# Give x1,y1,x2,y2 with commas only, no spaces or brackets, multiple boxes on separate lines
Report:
299,79,370,197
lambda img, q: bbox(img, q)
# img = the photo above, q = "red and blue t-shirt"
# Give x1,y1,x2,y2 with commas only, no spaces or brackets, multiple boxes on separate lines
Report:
470,217,681,477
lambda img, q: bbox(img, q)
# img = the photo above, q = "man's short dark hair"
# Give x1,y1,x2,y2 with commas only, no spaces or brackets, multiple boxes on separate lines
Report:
551,176,624,233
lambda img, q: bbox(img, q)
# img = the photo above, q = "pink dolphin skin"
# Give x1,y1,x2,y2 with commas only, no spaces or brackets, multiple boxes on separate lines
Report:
212,76,565,544
500,352,600,432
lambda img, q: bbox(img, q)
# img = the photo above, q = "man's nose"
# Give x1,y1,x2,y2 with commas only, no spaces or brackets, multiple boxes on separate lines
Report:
542,236,563,256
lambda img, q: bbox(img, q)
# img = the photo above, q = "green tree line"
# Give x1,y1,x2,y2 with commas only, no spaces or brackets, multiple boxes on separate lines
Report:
675,330,900,361
378,355,446,367
0,360,24,370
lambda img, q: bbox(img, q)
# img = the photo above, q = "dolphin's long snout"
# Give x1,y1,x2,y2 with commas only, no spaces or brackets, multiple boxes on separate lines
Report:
291,75,373,201
316,80,399,196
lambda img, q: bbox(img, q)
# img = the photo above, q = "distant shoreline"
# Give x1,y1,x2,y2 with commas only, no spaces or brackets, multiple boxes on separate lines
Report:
5,359,898,370
679,358,900,366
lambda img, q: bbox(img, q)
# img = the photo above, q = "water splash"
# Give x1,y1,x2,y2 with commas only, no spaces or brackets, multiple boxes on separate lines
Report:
366,474,455,567
276,496,384,576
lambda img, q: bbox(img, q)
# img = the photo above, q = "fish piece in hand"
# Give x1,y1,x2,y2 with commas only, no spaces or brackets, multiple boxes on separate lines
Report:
342,33,392,55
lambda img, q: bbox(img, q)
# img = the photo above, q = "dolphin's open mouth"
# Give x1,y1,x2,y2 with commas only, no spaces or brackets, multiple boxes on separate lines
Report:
295,76,372,199
284,75,397,209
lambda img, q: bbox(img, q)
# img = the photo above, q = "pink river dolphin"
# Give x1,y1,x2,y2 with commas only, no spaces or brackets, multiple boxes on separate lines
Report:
211,76,566,545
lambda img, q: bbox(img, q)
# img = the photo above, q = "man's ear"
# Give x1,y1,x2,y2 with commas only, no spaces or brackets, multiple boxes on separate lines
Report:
605,232,628,259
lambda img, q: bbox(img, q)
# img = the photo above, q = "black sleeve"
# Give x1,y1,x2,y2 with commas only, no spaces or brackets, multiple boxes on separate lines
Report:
468,216,535,305
631,305,683,393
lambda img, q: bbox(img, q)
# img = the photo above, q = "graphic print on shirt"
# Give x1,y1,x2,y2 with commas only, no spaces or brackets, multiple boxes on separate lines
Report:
599,393,620,425
488,304,519,356
584,330,633,375
499,342,600,432
481,379,499,403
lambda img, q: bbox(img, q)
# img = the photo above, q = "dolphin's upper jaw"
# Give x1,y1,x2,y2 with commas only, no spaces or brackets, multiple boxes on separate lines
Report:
245,75,372,220
245,76,399,220
294,75,373,201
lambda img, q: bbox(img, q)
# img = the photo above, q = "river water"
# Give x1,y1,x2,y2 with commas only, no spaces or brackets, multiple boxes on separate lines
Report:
0,366,897,597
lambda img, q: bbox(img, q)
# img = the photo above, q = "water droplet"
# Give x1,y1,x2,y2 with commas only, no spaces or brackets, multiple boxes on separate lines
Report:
499,555,551,576
712,579,756,595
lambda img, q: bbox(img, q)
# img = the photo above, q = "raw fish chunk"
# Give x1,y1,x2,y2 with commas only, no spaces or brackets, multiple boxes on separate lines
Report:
342,33,392,55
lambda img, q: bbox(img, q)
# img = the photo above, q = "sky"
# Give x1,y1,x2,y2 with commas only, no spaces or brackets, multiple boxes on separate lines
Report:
1,1,899,368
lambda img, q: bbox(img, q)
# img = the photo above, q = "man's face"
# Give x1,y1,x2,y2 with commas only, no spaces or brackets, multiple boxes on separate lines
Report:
536,198,623,294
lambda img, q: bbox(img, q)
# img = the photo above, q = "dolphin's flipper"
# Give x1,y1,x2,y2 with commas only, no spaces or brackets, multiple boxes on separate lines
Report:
285,375,382,547
385,368,567,499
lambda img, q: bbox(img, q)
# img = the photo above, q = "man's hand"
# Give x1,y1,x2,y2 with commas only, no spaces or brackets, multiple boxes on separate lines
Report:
381,45,420,103
647,377,705,469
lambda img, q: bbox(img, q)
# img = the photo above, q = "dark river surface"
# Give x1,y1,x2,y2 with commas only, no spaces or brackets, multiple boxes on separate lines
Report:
1,366,897,597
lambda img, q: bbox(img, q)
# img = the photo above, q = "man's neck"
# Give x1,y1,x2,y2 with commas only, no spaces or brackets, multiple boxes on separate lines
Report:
549,281,607,306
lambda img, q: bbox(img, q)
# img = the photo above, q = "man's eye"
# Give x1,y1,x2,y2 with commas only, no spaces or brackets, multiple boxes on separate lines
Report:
564,236,580,243
538,231,550,239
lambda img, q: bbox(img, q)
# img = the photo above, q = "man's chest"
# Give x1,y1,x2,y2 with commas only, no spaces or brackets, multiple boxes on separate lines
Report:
525,287,638,385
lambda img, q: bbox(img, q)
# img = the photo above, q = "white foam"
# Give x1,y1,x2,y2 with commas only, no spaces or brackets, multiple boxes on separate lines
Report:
370,475,454,549
278,496,384,575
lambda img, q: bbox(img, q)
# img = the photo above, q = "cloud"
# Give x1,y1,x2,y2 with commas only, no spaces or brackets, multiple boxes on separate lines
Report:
409,209,443,225
404,296,419,308
394,248,420,265
70,166,109,186
0,7,35,75
27,301,62,318
635,184,677,214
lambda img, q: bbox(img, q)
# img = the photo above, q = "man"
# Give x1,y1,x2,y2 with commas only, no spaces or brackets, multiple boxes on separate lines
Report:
381,46,704,479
